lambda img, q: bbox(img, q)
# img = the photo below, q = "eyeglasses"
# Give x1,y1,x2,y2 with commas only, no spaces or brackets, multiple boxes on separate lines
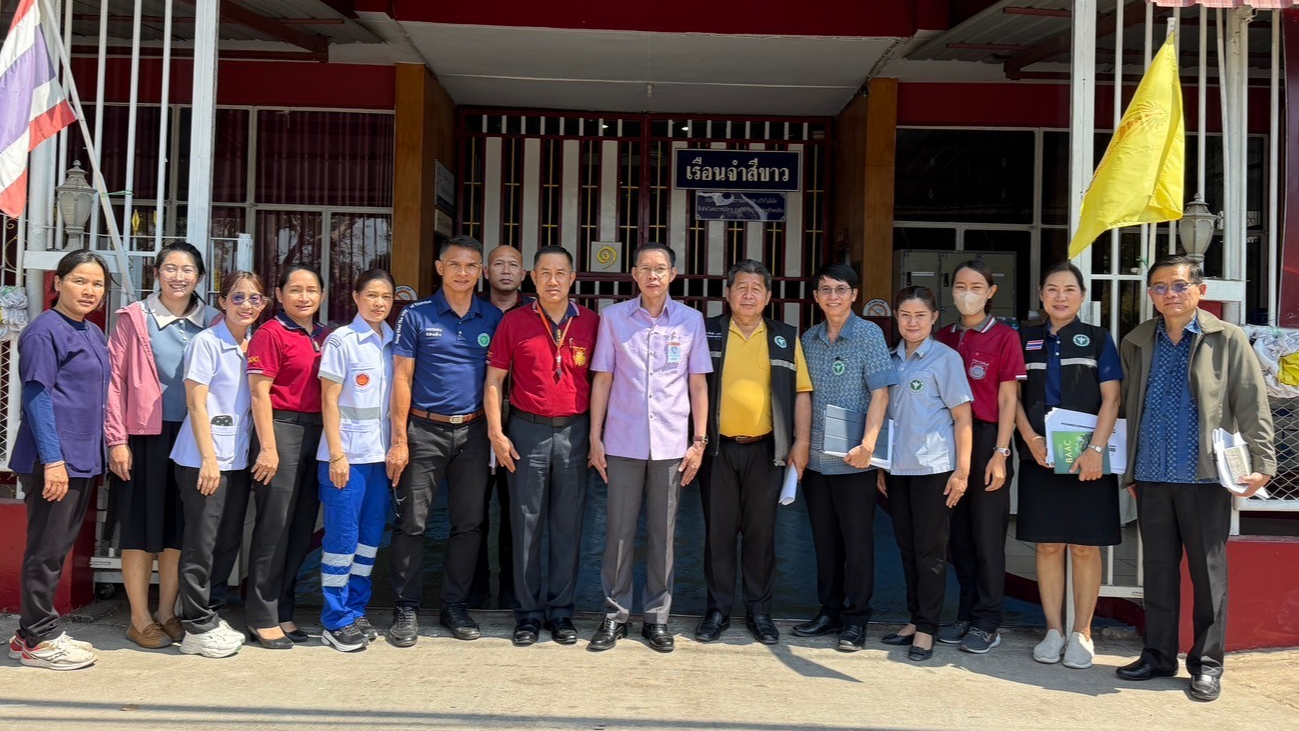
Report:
228,294,268,307
817,286,852,297
1148,281,1196,296
159,265,198,279
636,266,671,279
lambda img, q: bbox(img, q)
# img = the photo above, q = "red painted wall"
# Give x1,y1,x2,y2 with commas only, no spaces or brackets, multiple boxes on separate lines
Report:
898,82,1274,134
1181,537,1299,652
67,57,395,110
391,0,915,37
0,494,98,617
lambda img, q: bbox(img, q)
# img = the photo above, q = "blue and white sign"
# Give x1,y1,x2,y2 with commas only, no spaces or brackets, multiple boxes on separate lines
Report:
695,191,787,222
675,149,801,192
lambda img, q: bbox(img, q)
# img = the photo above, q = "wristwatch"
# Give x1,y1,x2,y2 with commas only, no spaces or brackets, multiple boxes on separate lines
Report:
993,446,1011,457
1087,444,1105,454
693,435,709,446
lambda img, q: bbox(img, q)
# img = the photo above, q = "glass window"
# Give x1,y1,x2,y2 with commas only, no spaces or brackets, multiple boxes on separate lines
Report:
894,129,1035,224
255,111,394,208
326,213,392,327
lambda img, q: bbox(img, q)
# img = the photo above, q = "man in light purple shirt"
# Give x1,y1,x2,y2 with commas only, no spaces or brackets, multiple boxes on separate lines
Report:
587,243,711,653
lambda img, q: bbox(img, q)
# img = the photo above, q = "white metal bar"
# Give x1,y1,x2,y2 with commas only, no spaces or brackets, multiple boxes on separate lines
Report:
1168,10,1180,257
121,0,144,250
88,0,109,245
1068,0,1097,284
154,0,174,254
185,0,219,254
54,0,71,247
560,140,580,250
1110,0,1123,335
521,137,541,264
745,142,766,262
599,140,619,243
1198,8,1208,199
1270,11,1280,324
707,141,727,316
669,140,688,267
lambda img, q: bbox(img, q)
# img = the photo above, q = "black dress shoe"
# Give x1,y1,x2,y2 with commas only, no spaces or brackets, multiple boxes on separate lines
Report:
588,619,628,651
641,623,675,653
747,615,779,645
546,618,578,645
1189,674,1222,702
283,628,310,644
881,630,916,646
439,604,481,641
1115,658,1178,681
791,613,842,637
837,624,867,652
245,627,293,650
512,619,540,646
695,611,730,643
908,643,934,662
388,606,419,648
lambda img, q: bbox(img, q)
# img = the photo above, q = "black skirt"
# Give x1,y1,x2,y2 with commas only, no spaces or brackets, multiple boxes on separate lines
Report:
1015,459,1121,547
110,420,186,553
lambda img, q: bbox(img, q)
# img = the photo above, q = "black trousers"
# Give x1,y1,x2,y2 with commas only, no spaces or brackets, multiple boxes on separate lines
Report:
18,473,96,644
888,471,953,635
802,469,876,625
700,438,781,617
246,415,322,627
1135,481,1232,677
390,417,490,608
470,463,515,608
948,422,1012,632
177,467,251,634
506,414,589,621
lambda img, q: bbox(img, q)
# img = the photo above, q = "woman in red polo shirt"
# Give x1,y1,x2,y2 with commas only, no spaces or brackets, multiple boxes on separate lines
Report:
245,265,329,648
933,260,1026,654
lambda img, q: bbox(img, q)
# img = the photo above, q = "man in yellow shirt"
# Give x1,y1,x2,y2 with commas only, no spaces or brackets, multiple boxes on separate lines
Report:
696,259,812,645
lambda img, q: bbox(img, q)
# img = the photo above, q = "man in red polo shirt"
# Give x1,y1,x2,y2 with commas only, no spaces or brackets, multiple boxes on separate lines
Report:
484,245,599,647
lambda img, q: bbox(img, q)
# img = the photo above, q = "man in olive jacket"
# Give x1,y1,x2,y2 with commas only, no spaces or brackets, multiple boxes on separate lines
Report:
1117,255,1275,702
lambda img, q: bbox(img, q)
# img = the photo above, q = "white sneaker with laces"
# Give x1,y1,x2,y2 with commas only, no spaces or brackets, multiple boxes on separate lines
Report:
178,628,242,658
214,620,246,645
10,633,94,660
1063,631,1095,669
1033,628,1066,664
19,633,97,670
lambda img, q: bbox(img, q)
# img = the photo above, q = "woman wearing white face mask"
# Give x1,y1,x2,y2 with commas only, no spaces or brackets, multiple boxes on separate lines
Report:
932,261,1026,655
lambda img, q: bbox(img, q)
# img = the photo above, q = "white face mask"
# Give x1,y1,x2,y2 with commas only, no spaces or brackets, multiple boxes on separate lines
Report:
953,290,988,316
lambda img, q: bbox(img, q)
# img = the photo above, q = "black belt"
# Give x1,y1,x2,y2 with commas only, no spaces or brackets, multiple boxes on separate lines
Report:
273,409,322,425
721,433,772,444
973,419,999,428
511,409,584,429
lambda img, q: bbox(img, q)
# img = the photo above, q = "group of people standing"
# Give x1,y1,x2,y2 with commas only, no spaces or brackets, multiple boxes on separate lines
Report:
8,238,1275,703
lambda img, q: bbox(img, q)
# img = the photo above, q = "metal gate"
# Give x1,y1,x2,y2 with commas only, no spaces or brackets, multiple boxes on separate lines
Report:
455,110,831,328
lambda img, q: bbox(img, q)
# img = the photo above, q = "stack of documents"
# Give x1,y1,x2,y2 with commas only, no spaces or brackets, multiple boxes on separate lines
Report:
1043,408,1128,474
1213,428,1270,498
823,405,893,470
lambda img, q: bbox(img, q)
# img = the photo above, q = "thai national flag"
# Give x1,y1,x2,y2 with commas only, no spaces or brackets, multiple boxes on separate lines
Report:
0,0,77,218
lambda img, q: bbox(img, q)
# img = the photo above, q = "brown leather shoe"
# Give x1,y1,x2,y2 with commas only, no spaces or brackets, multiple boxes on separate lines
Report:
127,622,173,649
158,616,184,643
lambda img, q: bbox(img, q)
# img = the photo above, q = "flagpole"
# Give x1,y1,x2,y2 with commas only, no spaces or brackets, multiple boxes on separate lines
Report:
34,0,138,302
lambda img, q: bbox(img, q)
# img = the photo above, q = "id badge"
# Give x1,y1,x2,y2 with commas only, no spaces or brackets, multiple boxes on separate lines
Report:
667,341,682,364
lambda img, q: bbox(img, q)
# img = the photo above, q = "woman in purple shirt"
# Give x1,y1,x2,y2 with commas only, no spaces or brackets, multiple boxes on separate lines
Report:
7,250,111,671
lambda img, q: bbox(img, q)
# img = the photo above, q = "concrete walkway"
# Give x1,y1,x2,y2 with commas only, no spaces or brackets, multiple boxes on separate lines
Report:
1,605,1296,731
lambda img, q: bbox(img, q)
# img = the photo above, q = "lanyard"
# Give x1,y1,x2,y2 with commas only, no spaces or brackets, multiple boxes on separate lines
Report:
537,304,575,379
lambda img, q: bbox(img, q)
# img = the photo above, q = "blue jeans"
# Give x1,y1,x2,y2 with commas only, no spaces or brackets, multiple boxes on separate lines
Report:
318,462,389,631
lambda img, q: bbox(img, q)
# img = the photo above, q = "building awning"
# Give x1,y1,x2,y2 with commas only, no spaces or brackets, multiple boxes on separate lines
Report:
1149,1,1299,8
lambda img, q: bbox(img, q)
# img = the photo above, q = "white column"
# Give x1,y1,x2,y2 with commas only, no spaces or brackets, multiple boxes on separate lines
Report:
483,137,502,246
559,140,580,250
185,0,219,259
1068,0,1097,318
520,138,541,263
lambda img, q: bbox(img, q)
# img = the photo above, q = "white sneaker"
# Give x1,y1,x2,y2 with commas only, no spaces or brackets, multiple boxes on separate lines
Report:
1063,631,1095,669
1033,629,1066,664
10,633,94,660
214,620,246,645
178,628,242,658
19,633,97,670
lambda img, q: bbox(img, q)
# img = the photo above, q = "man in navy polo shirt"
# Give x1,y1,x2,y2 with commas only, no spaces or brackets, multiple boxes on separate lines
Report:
386,235,503,646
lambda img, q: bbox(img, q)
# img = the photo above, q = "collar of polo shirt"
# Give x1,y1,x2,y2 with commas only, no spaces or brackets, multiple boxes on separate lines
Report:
146,291,207,329
894,336,935,359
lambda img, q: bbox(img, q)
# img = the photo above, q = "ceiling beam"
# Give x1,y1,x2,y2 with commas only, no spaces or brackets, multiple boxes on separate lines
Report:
1003,1,1151,80
1002,7,1071,19
73,15,345,25
176,0,330,57
947,42,1033,52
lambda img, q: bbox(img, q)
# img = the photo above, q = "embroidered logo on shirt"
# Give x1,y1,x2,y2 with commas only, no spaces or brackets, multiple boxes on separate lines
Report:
247,355,261,367
572,345,588,367
774,335,787,348
355,373,370,387
426,327,443,338
477,333,491,347
832,359,846,376
1073,334,1091,347
909,379,924,393
1026,339,1044,351
969,360,989,381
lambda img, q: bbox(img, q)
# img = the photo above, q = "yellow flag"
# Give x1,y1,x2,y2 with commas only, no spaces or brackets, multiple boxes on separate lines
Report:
1069,34,1185,258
